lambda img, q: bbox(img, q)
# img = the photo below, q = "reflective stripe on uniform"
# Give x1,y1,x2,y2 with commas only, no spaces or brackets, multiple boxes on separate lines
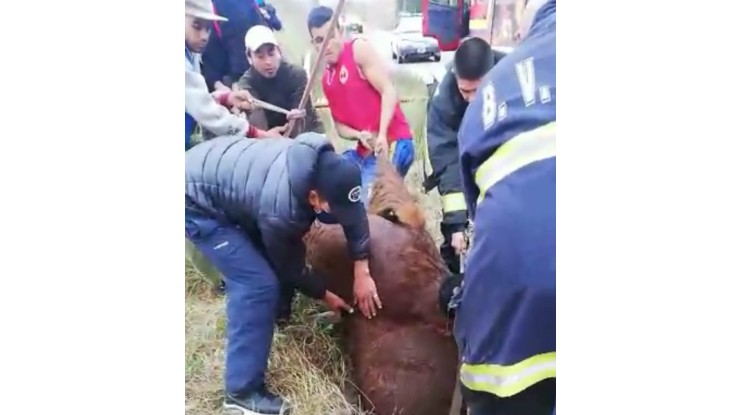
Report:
474,122,556,204
442,192,467,213
460,351,555,397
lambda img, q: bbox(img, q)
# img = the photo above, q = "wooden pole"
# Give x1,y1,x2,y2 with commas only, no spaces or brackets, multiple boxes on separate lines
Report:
449,377,464,415
284,0,348,137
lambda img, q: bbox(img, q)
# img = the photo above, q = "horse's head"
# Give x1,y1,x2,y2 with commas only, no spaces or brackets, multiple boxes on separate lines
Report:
368,154,426,230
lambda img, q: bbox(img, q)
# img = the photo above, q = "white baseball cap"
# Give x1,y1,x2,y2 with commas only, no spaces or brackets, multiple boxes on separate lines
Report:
244,25,279,52
185,0,227,22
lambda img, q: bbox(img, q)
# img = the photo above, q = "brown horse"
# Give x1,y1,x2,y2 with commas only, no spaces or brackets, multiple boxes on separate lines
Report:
304,155,459,415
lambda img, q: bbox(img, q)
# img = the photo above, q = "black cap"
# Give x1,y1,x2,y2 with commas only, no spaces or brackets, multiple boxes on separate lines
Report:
315,151,366,225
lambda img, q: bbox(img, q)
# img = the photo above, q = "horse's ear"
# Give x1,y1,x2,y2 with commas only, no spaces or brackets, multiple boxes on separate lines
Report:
377,208,401,224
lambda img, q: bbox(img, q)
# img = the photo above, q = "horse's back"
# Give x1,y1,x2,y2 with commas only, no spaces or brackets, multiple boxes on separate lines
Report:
305,215,444,321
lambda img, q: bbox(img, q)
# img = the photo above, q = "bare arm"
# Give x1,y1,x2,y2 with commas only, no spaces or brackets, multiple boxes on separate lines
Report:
334,120,364,140
353,39,397,139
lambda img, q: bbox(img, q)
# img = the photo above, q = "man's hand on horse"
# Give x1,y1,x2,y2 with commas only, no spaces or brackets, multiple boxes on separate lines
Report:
353,261,382,319
286,109,306,121
323,290,354,315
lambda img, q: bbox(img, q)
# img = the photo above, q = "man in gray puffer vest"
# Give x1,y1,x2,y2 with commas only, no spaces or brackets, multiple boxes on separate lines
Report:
185,132,382,415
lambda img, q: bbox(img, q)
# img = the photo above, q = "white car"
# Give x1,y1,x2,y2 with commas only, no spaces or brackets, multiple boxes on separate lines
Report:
391,15,441,64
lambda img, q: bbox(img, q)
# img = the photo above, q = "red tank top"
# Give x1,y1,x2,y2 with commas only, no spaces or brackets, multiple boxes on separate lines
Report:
322,40,413,157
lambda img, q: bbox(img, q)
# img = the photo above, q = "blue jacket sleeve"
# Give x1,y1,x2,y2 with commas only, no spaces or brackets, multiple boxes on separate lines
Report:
264,5,282,31
426,80,467,231
200,26,228,91
259,215,327,299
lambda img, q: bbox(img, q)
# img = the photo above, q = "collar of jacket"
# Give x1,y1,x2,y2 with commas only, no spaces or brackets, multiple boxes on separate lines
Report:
185,45,197,66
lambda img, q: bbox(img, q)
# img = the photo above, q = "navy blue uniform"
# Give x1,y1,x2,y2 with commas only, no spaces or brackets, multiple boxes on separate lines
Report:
455,1,556,414
426,48,506,273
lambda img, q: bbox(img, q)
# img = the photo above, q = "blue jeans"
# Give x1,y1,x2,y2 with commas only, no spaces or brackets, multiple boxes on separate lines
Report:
185,207,279,395
342,138,415,205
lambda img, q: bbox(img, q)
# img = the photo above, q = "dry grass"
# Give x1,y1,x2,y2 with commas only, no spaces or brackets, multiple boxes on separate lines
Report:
185,267,368,415
185,2,444,413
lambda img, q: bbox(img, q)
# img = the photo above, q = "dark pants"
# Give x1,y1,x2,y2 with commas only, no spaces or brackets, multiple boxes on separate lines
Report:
216,262,295,325
277,283,296,324
440,222,461,274
185,208,279,395
462,379,556,415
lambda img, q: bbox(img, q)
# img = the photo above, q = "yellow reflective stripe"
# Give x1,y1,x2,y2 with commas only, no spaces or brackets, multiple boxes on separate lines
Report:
389,140,397,161
460,352,556,398
442,193,467,213
474,122,556,204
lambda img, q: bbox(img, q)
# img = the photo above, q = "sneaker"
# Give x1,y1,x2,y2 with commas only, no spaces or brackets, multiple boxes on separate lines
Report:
223,389,291,415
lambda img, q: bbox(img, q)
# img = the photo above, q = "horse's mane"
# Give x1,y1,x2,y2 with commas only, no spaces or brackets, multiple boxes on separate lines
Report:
368,154,426,230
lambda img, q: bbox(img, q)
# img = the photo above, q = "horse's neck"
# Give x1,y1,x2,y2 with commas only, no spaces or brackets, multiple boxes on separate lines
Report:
368,155,426,230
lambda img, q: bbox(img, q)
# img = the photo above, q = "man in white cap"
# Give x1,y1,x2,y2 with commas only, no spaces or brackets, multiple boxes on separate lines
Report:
185,0,286,150
236,25,323,138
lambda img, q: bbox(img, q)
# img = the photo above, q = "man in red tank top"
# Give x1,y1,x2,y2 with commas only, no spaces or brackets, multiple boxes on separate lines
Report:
307,6,415,205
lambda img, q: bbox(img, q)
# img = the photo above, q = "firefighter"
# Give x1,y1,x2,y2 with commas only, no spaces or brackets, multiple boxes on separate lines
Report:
425,36,507,274
454,1,556,414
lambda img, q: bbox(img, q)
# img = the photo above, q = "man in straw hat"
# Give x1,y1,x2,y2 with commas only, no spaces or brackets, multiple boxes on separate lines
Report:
185,0,285,150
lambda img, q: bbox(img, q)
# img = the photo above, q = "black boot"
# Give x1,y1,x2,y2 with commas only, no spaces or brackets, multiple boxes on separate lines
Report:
223,389,291,415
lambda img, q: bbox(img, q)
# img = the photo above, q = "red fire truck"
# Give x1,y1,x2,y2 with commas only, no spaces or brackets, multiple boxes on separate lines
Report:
421,0,527,52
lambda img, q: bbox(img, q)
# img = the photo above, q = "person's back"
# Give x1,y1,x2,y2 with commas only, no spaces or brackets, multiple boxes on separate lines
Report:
454,1,556,414
186,134,324,231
